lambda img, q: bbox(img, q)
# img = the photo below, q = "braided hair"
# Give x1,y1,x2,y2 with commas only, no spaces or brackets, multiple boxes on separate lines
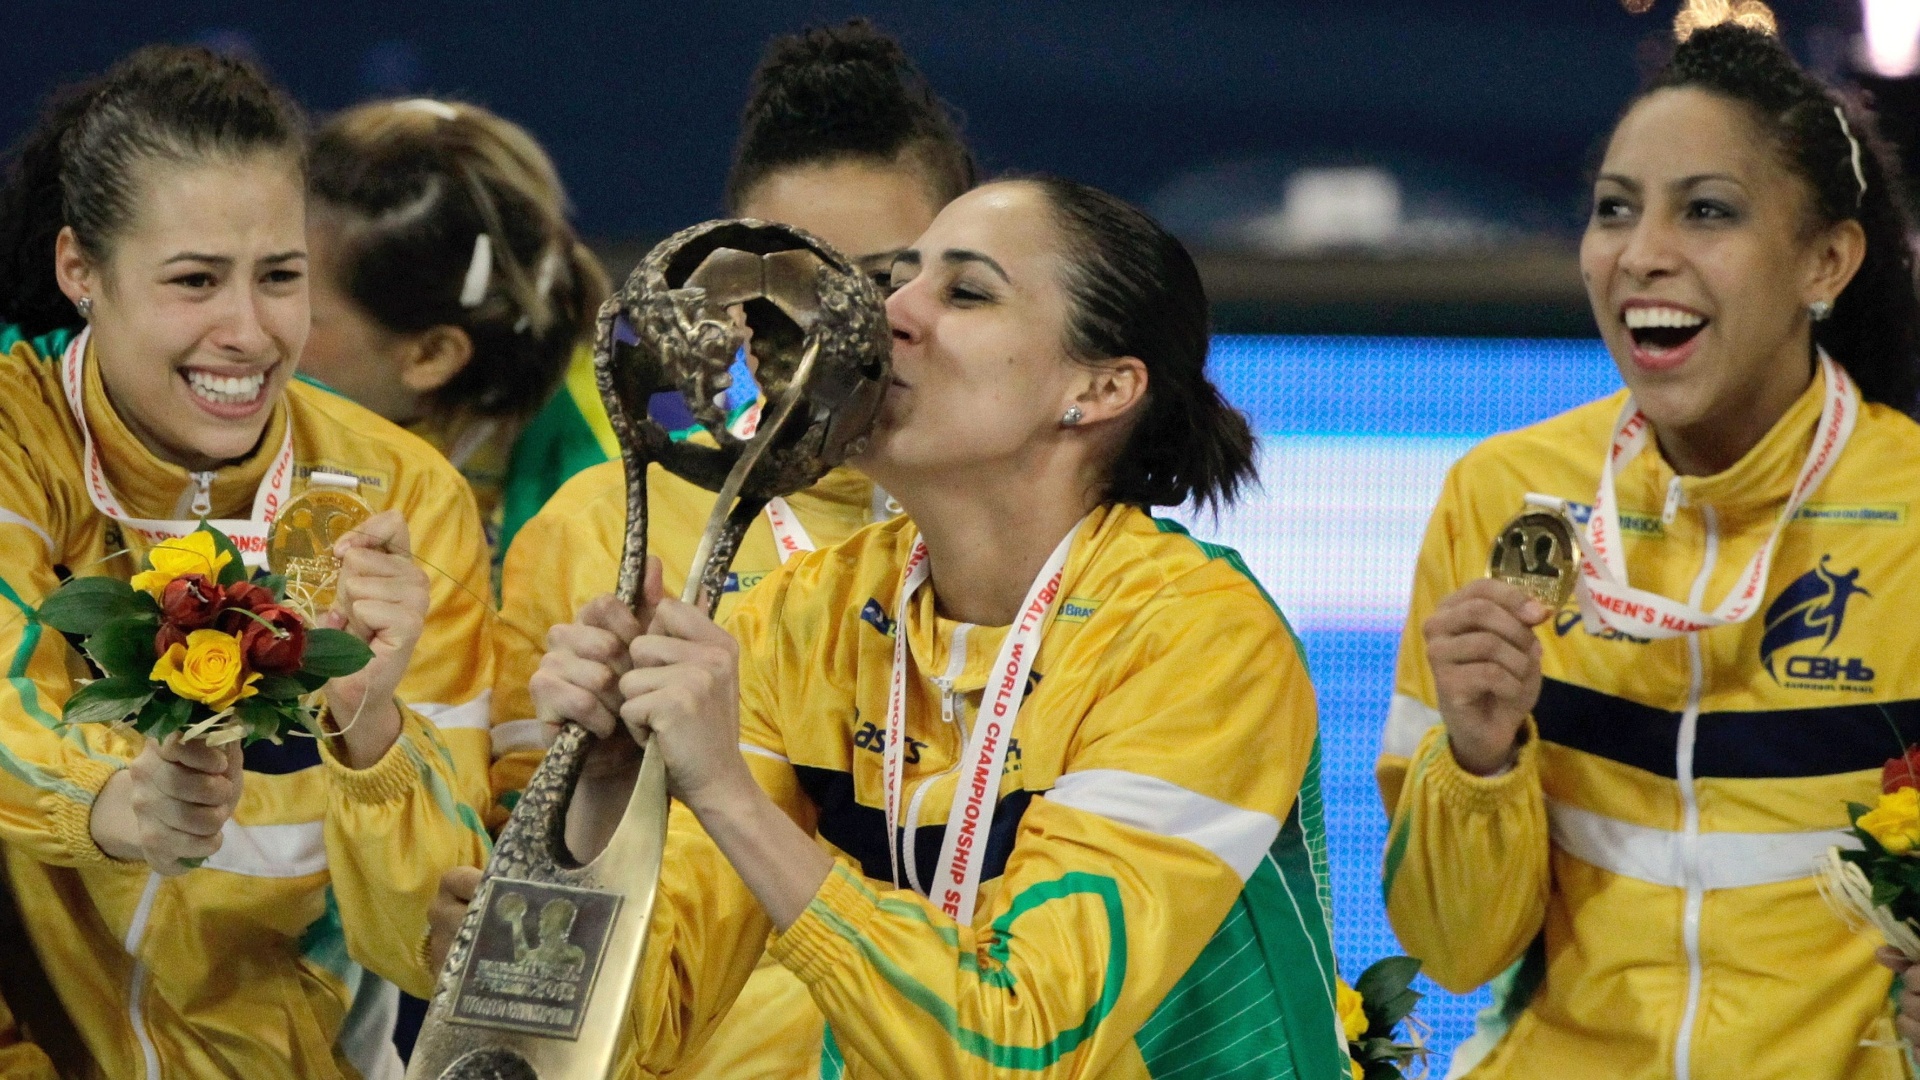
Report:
725,19,975,213
1635,14,1920,410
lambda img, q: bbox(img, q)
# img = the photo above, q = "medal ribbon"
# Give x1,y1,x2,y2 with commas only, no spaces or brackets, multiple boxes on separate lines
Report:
763,497,814,563
60,328,295,568
883,520,1080,924
1556,352,1855,640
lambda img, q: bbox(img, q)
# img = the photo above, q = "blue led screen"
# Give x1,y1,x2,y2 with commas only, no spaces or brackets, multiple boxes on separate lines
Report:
1167,335,1622,1071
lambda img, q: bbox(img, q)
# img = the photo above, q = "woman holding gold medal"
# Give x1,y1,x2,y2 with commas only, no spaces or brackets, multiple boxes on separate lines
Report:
478,176,1348,1078
1376,5,1920,1077
0,46,491,1078
459,24,976,1077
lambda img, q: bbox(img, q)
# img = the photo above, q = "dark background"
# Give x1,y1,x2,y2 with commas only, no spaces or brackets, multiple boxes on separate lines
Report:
0,1,1894,333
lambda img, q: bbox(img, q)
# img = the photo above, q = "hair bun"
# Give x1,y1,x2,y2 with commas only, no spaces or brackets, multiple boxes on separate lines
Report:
742,20,922,162
1673,0,1777,41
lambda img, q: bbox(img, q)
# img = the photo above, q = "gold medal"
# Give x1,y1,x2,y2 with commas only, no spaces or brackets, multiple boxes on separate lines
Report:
1489,506,1580,609
269,477,372,619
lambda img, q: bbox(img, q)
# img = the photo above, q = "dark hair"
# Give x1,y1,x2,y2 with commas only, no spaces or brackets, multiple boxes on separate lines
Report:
1020,176,1256,511
308,99,609,419
1632,22,1920,411
725,19,975,213
0,45,305,336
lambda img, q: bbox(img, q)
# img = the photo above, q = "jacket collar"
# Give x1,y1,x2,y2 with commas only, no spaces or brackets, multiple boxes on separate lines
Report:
81,339,288,522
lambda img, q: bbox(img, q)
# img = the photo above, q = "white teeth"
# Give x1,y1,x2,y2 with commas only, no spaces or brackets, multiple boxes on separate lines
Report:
185,369,267,406
1623,306,1706,330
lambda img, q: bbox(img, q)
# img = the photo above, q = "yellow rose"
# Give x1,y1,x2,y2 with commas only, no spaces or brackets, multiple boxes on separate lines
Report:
1859,787,1920,854
1351,1060,1365,1080
1337,978,1368,1043
130,532,231,598
149,629,260,711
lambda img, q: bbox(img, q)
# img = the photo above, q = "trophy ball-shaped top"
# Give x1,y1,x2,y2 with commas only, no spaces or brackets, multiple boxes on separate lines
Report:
594,218,892,499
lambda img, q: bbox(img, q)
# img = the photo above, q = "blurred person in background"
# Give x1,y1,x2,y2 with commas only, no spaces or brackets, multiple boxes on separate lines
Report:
459,20,976,1076
0,45,492,1079
302,98,611,566
1376,6,1920,1078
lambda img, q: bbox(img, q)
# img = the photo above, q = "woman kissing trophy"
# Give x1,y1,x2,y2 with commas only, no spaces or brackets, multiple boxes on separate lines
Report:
406,219,891,1080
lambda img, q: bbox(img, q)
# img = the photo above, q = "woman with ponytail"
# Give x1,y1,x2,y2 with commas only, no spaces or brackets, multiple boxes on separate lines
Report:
302,99,611,563
461,174,1343,1080
1376,4,1920,1076
465,23,977,1075
0,46,492,1078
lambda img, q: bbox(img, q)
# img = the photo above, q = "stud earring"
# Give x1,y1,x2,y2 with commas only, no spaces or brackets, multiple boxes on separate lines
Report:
1061,405,1084,426
1810,299,1833,322
75,297,92,321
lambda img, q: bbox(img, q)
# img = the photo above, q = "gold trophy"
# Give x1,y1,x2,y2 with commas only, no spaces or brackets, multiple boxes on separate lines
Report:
1488,504,1580,609
406,220,890,1079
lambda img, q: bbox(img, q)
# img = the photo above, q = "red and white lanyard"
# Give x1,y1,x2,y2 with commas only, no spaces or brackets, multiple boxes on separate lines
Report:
60,328,295,568
763,497,813,563
882,521,1079,924
1553,352,1855,639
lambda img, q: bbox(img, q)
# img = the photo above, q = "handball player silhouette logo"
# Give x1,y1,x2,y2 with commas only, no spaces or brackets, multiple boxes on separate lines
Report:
1760,556,1871,681
405,219,890,1080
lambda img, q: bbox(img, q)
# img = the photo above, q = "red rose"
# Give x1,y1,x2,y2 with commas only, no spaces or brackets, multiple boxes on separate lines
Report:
236,604,306,675
216,582,280,635
1883,746,1920,794
154,623,187,654
159,574,223,630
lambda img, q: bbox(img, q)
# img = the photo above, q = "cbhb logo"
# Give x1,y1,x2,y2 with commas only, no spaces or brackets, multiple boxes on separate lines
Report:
1760,556,1871,684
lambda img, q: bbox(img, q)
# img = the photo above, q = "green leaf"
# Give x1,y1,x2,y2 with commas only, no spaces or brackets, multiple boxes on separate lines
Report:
1366,987,1423,1036
301,628,372,679
1355,955,1422,1001
136,694,194,740
62,678,152,727
293,669,330,693
253,675,307,701
197,524,248,587
34,577,148,636
84,616,160,681
235,698,292,744
257,573,288,602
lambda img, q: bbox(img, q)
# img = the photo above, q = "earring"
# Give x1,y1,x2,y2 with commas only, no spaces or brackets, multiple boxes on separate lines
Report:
75,297,92,321
1061,405,1084,426
1810,299,1833,322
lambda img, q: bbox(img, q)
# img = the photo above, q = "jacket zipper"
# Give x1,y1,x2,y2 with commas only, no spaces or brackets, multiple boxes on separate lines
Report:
905,625,971,895
124,871,163,1079
1672,503,1719,1080
188,471,214,518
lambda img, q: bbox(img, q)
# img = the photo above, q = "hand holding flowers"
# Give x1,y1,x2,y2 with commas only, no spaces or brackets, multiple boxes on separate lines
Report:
37,523,379,871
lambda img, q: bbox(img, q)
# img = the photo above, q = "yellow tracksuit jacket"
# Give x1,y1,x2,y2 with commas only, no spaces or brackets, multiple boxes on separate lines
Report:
1378,366,1920,1079
0,326,493,1079
492,457,881,1078
618,505,1349,1079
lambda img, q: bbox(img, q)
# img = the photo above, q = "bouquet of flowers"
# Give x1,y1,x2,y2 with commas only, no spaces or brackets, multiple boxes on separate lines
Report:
34,525,372,747
1338,956,1427,1080
1817,745,1920,960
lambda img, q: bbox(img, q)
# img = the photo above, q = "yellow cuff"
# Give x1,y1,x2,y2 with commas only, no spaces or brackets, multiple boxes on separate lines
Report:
322,704,423,805
767,863,869,986
1429,719,1541,812
52,754,128,866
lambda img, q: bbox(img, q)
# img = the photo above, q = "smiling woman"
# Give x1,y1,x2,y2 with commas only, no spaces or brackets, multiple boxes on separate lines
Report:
1375,8,1920,1079
0,45,494,1079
